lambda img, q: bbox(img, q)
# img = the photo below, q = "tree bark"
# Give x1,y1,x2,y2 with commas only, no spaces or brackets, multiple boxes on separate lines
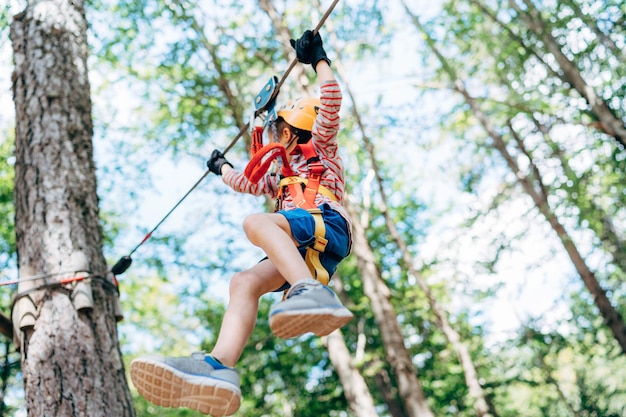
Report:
323,330,380,417
347,199,435,417
10,1,134,416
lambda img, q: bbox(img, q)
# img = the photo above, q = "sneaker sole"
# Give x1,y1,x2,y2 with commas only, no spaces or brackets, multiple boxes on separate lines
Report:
130,358,241,416
269,307,354,339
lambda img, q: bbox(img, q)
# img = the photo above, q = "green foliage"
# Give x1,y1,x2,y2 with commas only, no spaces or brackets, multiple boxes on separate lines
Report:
484,296,626,417
4,0,625,415
401,0,626,415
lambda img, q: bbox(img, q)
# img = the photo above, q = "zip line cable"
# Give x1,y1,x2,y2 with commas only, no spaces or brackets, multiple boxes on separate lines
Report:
222,0,340,155
109,0,341,277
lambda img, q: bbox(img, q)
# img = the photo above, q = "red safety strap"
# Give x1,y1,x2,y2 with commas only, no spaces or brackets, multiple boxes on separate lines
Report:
244,141,327,210
244,143,295,184
250,126,264,156
297,142,324,209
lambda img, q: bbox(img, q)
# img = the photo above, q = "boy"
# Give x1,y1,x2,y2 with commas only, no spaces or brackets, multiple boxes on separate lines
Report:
130,30,352,416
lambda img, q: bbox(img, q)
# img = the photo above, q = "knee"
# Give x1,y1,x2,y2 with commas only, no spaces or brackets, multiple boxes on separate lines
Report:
242,213,267,243
229,270,261,298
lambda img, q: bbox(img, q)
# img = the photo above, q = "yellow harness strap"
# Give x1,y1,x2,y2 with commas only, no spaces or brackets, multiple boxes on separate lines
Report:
277,176,338,288
304,207,330,286
277,177,337,203
276,142,339,291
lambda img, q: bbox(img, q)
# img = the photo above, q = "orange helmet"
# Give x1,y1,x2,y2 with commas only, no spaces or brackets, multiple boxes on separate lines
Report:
276,97,321,131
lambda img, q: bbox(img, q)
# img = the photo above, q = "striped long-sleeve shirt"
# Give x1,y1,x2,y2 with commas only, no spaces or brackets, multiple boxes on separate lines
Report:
222,80,351,228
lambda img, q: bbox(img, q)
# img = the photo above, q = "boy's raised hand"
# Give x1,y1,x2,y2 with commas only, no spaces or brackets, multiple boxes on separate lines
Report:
290,30,331,71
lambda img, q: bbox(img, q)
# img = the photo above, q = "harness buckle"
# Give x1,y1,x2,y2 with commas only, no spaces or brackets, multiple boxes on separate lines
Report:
312,236,328,253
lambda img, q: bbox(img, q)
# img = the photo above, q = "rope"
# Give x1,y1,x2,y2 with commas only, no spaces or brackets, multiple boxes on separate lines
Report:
0,270,117,291
10,274,119,315
0,270,91,287
127,169,211,259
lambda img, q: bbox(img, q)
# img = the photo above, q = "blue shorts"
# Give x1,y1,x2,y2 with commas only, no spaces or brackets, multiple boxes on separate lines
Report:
273,203,351,292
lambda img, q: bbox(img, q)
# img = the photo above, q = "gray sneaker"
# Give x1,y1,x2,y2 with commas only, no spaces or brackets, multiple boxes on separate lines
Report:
130,352,241,416
269,278,353,339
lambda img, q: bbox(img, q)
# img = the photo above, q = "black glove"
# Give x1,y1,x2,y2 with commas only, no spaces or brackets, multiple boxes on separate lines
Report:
207,149,232,175
290,30,331,71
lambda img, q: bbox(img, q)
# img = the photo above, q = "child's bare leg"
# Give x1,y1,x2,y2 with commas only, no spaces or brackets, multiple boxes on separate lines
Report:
242,212,353,339
242,212,311,284
211,260,284,367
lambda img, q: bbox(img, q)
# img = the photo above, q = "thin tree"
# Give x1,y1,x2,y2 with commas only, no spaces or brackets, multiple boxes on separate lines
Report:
323,8,496,415
558,0,625,62
469,0,626,291
403,2,626,354
346,199,435,417
10,1,134,415
324,328,380,417
508,0,626,148
261,1,435,415
256,1,385,413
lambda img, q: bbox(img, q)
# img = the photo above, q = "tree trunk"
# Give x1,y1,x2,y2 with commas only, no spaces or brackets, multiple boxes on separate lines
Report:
256,2,387,414
463,80,626,353
373,368,408,417
323,330,380,417
558,0,625,62
10,1,135,416
347,200,435,417
334,4,495,415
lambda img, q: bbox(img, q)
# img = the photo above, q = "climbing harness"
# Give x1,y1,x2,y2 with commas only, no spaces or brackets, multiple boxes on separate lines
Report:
244,137,337,286
280,147,336,287
108,0,341,277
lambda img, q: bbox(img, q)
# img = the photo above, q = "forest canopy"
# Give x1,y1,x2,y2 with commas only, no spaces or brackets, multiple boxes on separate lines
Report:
0,0,625,416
